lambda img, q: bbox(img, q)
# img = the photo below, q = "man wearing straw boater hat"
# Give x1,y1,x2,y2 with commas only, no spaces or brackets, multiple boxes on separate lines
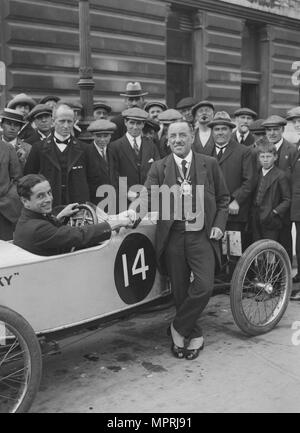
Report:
110,81,148,141
0,108,32,168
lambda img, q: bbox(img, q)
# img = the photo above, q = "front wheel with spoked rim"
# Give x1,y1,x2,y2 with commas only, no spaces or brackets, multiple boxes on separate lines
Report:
230,240,292,336
0,306,42,413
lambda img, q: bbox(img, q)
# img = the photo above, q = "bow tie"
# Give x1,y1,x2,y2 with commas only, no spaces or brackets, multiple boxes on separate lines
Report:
55,137,71,145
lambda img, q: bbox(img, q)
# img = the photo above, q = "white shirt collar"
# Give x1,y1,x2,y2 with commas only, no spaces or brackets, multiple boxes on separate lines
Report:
198,129,211,146
94,141,106,156
274,138,283,150
54,132,71,142
173,150,193,168
126,132,142,149
262,166,274,176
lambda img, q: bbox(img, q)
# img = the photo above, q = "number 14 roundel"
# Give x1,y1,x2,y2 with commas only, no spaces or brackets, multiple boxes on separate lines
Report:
114,233,156,304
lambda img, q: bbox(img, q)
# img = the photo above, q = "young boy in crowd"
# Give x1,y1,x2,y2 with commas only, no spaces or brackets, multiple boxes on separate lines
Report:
252,138,291,243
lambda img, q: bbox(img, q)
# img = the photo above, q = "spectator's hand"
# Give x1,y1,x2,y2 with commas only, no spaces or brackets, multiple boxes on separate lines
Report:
228,199,240,215
210,227,223,241
108,212,131,231
56,203,79,220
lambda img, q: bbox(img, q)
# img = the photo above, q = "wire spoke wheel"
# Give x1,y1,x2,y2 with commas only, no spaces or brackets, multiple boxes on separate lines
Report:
0,307,42,413
230,240,292,336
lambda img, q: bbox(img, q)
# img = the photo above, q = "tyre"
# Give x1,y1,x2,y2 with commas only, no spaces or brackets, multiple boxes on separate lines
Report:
0,306,42,413
230,240,292,336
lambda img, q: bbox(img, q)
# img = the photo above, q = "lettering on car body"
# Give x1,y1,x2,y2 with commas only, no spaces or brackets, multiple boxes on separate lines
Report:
0,273,19,287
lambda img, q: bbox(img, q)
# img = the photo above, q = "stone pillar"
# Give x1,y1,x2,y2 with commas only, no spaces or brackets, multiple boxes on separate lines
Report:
259,25,274,118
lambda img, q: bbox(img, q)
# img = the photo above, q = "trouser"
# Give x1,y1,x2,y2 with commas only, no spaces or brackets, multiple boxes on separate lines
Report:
164,223,215,339
295,222,300,273
0,213,15,241
252,208,280,242
278,221,293,264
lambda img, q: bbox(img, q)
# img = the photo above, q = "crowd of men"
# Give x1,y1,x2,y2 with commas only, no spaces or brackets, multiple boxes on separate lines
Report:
1,81,300,283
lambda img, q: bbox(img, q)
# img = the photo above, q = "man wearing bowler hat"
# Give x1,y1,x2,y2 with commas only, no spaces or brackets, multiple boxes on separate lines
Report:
26,104,53,145
209,111,253,261
262,115,297,263
93,101,112,120
111,82,148,141
109,107,160,205
232,107,257,147
7,93,37,142
176,97,197,123
86,119,116,205
192,100,215,155
0,108,32,169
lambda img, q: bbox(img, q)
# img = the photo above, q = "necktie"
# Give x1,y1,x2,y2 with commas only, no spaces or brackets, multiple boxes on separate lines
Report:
55,137,71,145
101,149,107,162
215,146,226,161
133,137,139,156
181,159,188,178
240,133,245,145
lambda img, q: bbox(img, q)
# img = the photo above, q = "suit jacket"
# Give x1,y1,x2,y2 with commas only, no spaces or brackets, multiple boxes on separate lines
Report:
0,140,22,223
110,114,126,142
132,152,230,273
18,122,38,142
85,142,112,205
232,131,255,147
109,134,160,191
192,129,215,155
0,135,31,170
14,208,111,256
291,142,300,221
276,139,298,181
24,133,100,207
26,129,52,146
252,166,291,229
212,138,254,223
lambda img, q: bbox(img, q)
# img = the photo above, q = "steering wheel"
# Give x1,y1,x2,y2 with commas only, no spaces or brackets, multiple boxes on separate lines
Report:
68,203,98,227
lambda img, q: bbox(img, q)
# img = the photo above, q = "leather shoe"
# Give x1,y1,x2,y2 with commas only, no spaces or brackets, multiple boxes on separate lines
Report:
171,343,185,359
185,343,204,360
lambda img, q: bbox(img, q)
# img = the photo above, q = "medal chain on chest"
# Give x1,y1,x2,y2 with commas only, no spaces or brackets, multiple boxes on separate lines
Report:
177,162,192,197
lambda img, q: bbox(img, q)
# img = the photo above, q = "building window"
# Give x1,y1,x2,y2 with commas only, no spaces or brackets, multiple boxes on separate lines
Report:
166,9,193,107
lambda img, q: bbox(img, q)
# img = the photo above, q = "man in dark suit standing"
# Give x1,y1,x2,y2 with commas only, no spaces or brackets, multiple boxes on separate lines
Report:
86,119,116,206
128,121,229,360
208,112,253,249
191,100,215,155
24,103,99,208
110,82,148,142
157,109,183,158
26,104,53,145
262,115,297,263
109,107,160,206
232,108,257,147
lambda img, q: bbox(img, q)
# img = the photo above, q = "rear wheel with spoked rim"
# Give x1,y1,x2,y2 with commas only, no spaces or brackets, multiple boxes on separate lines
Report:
230,240,292,336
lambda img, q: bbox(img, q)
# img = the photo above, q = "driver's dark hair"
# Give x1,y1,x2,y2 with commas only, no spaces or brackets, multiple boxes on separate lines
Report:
17,174,49,200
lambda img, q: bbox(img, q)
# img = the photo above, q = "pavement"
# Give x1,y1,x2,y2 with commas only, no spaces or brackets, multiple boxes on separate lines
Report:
30,291,300,413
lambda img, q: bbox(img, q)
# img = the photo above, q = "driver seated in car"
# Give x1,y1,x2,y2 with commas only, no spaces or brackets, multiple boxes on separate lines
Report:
14,174,130,256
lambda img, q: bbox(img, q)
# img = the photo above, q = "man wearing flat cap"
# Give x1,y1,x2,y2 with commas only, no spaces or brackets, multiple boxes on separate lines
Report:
157,109,183,158
286,108,300,285
176,97,197,123
93,101,112,120
0,108,32,169
26,104,53,145
209,111,253,262
7,93,37,142
232,107,257,147
86,119,116,205
39,95,60,110
111,82,148,141
109,107,160,205
0,127,22,240
262,115,297,262
192,101,215,155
